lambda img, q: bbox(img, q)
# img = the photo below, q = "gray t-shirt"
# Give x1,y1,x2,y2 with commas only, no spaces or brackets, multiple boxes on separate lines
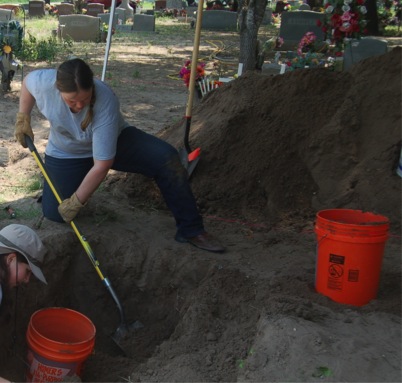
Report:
25,69,129,160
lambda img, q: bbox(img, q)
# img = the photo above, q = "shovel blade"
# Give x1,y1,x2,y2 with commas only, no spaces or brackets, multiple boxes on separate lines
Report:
179,147,201,177
111,320,144,355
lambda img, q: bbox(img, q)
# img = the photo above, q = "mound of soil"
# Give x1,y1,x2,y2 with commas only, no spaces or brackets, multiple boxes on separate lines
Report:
112,47,402,230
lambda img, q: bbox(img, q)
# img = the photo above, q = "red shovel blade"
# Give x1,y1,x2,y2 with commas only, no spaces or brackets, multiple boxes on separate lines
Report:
188,147,201,162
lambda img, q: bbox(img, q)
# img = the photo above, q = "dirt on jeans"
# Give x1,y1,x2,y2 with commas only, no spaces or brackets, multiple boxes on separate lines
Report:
0,25,400,382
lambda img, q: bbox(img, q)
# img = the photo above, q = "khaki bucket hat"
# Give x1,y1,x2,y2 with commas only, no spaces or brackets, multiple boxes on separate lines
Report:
0,224,47,284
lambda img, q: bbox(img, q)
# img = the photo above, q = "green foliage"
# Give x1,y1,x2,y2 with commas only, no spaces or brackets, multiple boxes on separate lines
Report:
16,33,73,63
384,25,402,36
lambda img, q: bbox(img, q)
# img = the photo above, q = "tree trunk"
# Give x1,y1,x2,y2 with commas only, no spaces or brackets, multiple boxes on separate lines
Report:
238,0,268,72
365,0,379,35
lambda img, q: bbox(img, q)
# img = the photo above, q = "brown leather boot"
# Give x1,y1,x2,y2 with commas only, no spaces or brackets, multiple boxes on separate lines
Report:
175,232,225,253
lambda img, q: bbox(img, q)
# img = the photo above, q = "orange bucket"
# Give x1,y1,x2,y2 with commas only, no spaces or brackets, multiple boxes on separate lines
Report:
314,209,390,306
26,307,96,382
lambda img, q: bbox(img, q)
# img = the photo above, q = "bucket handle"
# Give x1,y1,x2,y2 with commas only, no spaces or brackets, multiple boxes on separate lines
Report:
316,233,328,248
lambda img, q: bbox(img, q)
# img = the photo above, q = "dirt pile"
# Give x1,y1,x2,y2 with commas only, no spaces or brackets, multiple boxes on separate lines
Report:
113,47,401,230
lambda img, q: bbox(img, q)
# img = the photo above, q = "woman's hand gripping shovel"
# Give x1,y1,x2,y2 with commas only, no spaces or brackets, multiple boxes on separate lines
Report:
179,0,204,177
24,135,143,354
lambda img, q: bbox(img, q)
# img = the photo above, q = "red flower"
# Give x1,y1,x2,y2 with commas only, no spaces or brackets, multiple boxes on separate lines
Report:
179,60,206,88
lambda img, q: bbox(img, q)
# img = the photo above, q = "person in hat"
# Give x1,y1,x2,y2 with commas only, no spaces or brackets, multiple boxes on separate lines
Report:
0,224,47,309
14,58,224,253
0,224,47,383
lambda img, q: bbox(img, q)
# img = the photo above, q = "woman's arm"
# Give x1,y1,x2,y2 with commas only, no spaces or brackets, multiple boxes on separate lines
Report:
19,75,36,114
58,158,114,222
15,75,37,148
75,158,114,204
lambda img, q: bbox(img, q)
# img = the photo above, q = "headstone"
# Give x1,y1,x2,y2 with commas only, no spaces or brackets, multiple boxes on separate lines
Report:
155,0,167,9
262,8,272,25
114,7,126,24
59,14,100,41
298,3,311,10
0,4,21,13
98,12,118,28
278,10,325,51
167,0,183,8
132,14,155,31
0,9,13,21
200,10,238,31
343,37,388,71
261,62,283,76
117,0,134,19
57,3,75,16
86,3,104,17
29,0,45,17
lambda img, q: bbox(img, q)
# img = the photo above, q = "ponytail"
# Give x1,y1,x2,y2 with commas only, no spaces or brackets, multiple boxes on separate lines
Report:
56,58,95,131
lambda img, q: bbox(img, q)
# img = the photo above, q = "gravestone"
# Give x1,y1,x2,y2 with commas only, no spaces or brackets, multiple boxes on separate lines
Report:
343,37,388,71
262,8,272,25
155,0,167,9
298,3,311,10
261,62,283,76
29,0,45,17
86,3,104,17
132,14,155,31
114,8,126,24
278,10,325,50
117,0,134,19
57,3,75,16
0,9,13,21
200,10,238,31
98,12,118,28
0,4,21,13
59,14,100,41
167,0,184,8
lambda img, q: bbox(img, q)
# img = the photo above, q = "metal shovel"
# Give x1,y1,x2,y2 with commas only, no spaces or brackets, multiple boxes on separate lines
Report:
24,135,142,352
179,0,205,177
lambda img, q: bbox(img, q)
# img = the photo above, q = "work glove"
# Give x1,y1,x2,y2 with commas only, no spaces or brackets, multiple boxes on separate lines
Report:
15,112,34,148
58,193,86,223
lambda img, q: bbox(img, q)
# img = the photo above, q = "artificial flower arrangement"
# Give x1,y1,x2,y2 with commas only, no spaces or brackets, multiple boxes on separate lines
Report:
285,32,328,70
318,0,368,56
179,60,206,87
263,35,284,53
100,22,115,34
256,35,284,69
0,20,23,54
271,12,281,26
45,4,58,16
0,20,23,92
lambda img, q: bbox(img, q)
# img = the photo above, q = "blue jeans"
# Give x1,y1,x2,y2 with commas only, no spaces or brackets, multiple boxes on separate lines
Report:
42,126,204,238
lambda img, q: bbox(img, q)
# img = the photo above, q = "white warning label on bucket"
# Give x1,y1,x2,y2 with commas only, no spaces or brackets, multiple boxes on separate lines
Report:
327,253,345,290
29,358,70,382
